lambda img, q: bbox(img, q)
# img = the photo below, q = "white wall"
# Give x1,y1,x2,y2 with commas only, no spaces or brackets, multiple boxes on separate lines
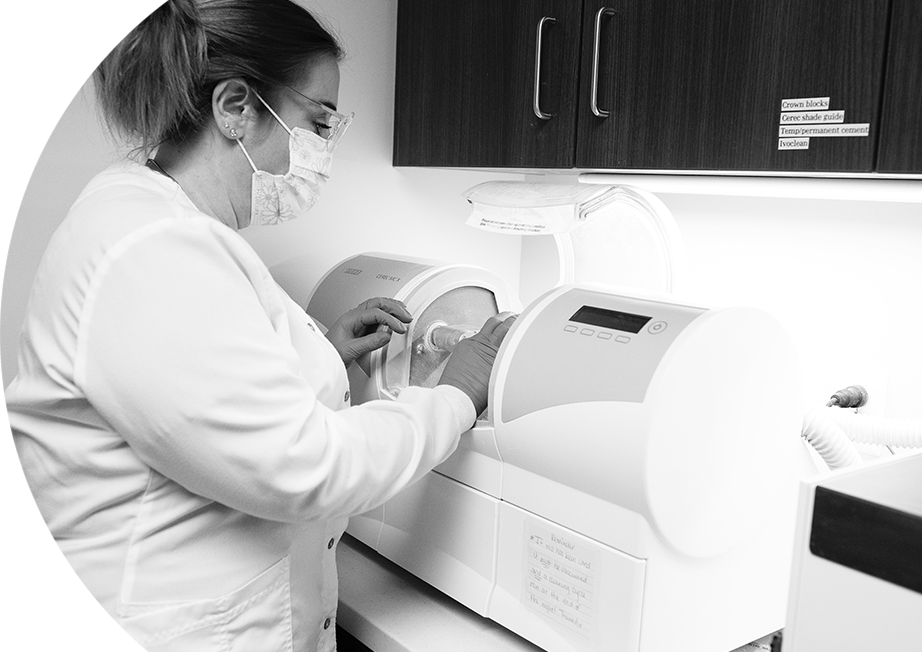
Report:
658,191,922,415
3,1,922,649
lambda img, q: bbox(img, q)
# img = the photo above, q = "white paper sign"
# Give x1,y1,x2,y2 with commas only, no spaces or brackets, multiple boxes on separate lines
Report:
524,522,598,640
466,205,578,235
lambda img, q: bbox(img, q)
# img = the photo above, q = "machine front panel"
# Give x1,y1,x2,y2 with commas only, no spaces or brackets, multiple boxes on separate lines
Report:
501,288,705,423
307,254,433,329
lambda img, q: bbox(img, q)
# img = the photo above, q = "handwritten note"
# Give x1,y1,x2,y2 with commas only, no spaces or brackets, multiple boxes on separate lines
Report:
523,522,598,641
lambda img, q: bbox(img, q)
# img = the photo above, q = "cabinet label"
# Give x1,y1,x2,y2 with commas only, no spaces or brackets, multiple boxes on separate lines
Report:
779,110,845,124
781,96,830,111
778,138,810,150
779,124,870,137
777,96,868,150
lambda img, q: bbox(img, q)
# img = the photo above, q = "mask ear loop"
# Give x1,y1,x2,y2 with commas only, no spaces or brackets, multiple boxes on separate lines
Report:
235,138,260,174
237,90,298,172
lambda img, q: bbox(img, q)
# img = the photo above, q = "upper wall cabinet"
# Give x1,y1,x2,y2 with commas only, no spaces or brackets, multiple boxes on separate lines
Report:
393,0,583,168
876,0,922,173
393,0,905,174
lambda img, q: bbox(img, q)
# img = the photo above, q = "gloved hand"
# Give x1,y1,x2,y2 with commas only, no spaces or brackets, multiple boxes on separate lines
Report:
325,297,413,367
438,311,517,416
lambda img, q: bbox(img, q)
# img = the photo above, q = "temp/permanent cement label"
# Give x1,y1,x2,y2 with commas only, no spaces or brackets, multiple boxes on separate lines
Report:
524,522,598,641
779,124,870,137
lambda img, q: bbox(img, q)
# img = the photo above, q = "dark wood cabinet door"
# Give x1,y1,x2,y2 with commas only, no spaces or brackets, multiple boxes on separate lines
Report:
393,0,583,168
876,0,922,173
575,0,891,172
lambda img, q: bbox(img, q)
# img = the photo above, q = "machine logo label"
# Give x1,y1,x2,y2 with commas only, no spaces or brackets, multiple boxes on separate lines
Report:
343,268,363,275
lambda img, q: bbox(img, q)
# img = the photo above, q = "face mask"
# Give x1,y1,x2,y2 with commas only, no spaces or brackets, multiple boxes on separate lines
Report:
235,91,352,227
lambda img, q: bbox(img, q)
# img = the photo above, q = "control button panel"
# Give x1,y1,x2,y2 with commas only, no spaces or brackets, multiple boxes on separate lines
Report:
501,287,708,422
561,321,666,343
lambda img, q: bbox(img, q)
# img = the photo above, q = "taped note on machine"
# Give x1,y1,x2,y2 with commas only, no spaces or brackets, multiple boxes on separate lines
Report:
524,522,599,641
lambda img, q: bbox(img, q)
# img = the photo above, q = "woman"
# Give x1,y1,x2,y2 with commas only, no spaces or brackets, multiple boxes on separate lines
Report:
6,1,514,650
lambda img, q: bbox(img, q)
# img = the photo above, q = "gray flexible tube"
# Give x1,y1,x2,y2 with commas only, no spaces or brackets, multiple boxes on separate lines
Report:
823,409,922,449
802,407,862,469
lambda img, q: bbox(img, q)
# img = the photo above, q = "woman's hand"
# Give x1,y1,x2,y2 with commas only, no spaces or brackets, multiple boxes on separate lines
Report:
325,297,413,367
438,311,517,416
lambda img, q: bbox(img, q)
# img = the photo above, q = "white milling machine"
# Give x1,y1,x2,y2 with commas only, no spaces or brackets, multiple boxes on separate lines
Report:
306,183,810,652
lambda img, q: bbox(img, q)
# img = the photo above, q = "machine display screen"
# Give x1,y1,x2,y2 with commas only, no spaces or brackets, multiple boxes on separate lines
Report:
570,305,652,333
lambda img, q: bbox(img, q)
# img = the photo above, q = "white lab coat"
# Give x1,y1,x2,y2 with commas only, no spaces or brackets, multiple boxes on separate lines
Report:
7,162,474,651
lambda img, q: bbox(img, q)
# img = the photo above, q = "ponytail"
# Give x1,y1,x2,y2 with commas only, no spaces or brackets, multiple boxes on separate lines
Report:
95,0,208,155
94,0,343,156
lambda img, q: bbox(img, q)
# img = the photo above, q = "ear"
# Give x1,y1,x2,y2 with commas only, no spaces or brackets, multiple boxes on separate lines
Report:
212,78,260,141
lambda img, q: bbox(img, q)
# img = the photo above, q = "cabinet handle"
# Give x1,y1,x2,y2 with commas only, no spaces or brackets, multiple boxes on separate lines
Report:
533,16,556,120
591,7,615,118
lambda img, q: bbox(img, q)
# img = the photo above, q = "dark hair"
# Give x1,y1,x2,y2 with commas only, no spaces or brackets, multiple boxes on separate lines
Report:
94,0,344,155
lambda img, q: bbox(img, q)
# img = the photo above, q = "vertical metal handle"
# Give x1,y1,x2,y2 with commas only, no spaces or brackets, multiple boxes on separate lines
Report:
533,16,556,120
591,7,615,118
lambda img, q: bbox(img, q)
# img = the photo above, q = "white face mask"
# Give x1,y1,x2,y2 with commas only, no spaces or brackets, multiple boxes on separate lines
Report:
236,90,352,227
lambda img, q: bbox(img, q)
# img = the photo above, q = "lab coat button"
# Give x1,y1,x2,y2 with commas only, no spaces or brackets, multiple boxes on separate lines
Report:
343,390,350,403
328,537,335,549
323,618,331,629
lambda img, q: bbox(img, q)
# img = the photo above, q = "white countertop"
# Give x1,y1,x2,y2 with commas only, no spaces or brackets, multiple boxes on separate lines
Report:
337,534,542,652
337,535,777,652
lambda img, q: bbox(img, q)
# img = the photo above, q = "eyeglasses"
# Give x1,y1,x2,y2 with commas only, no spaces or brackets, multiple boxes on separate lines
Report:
282,85,353,146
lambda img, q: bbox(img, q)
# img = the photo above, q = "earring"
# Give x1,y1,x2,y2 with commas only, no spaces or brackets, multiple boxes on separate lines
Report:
230,128,239,139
